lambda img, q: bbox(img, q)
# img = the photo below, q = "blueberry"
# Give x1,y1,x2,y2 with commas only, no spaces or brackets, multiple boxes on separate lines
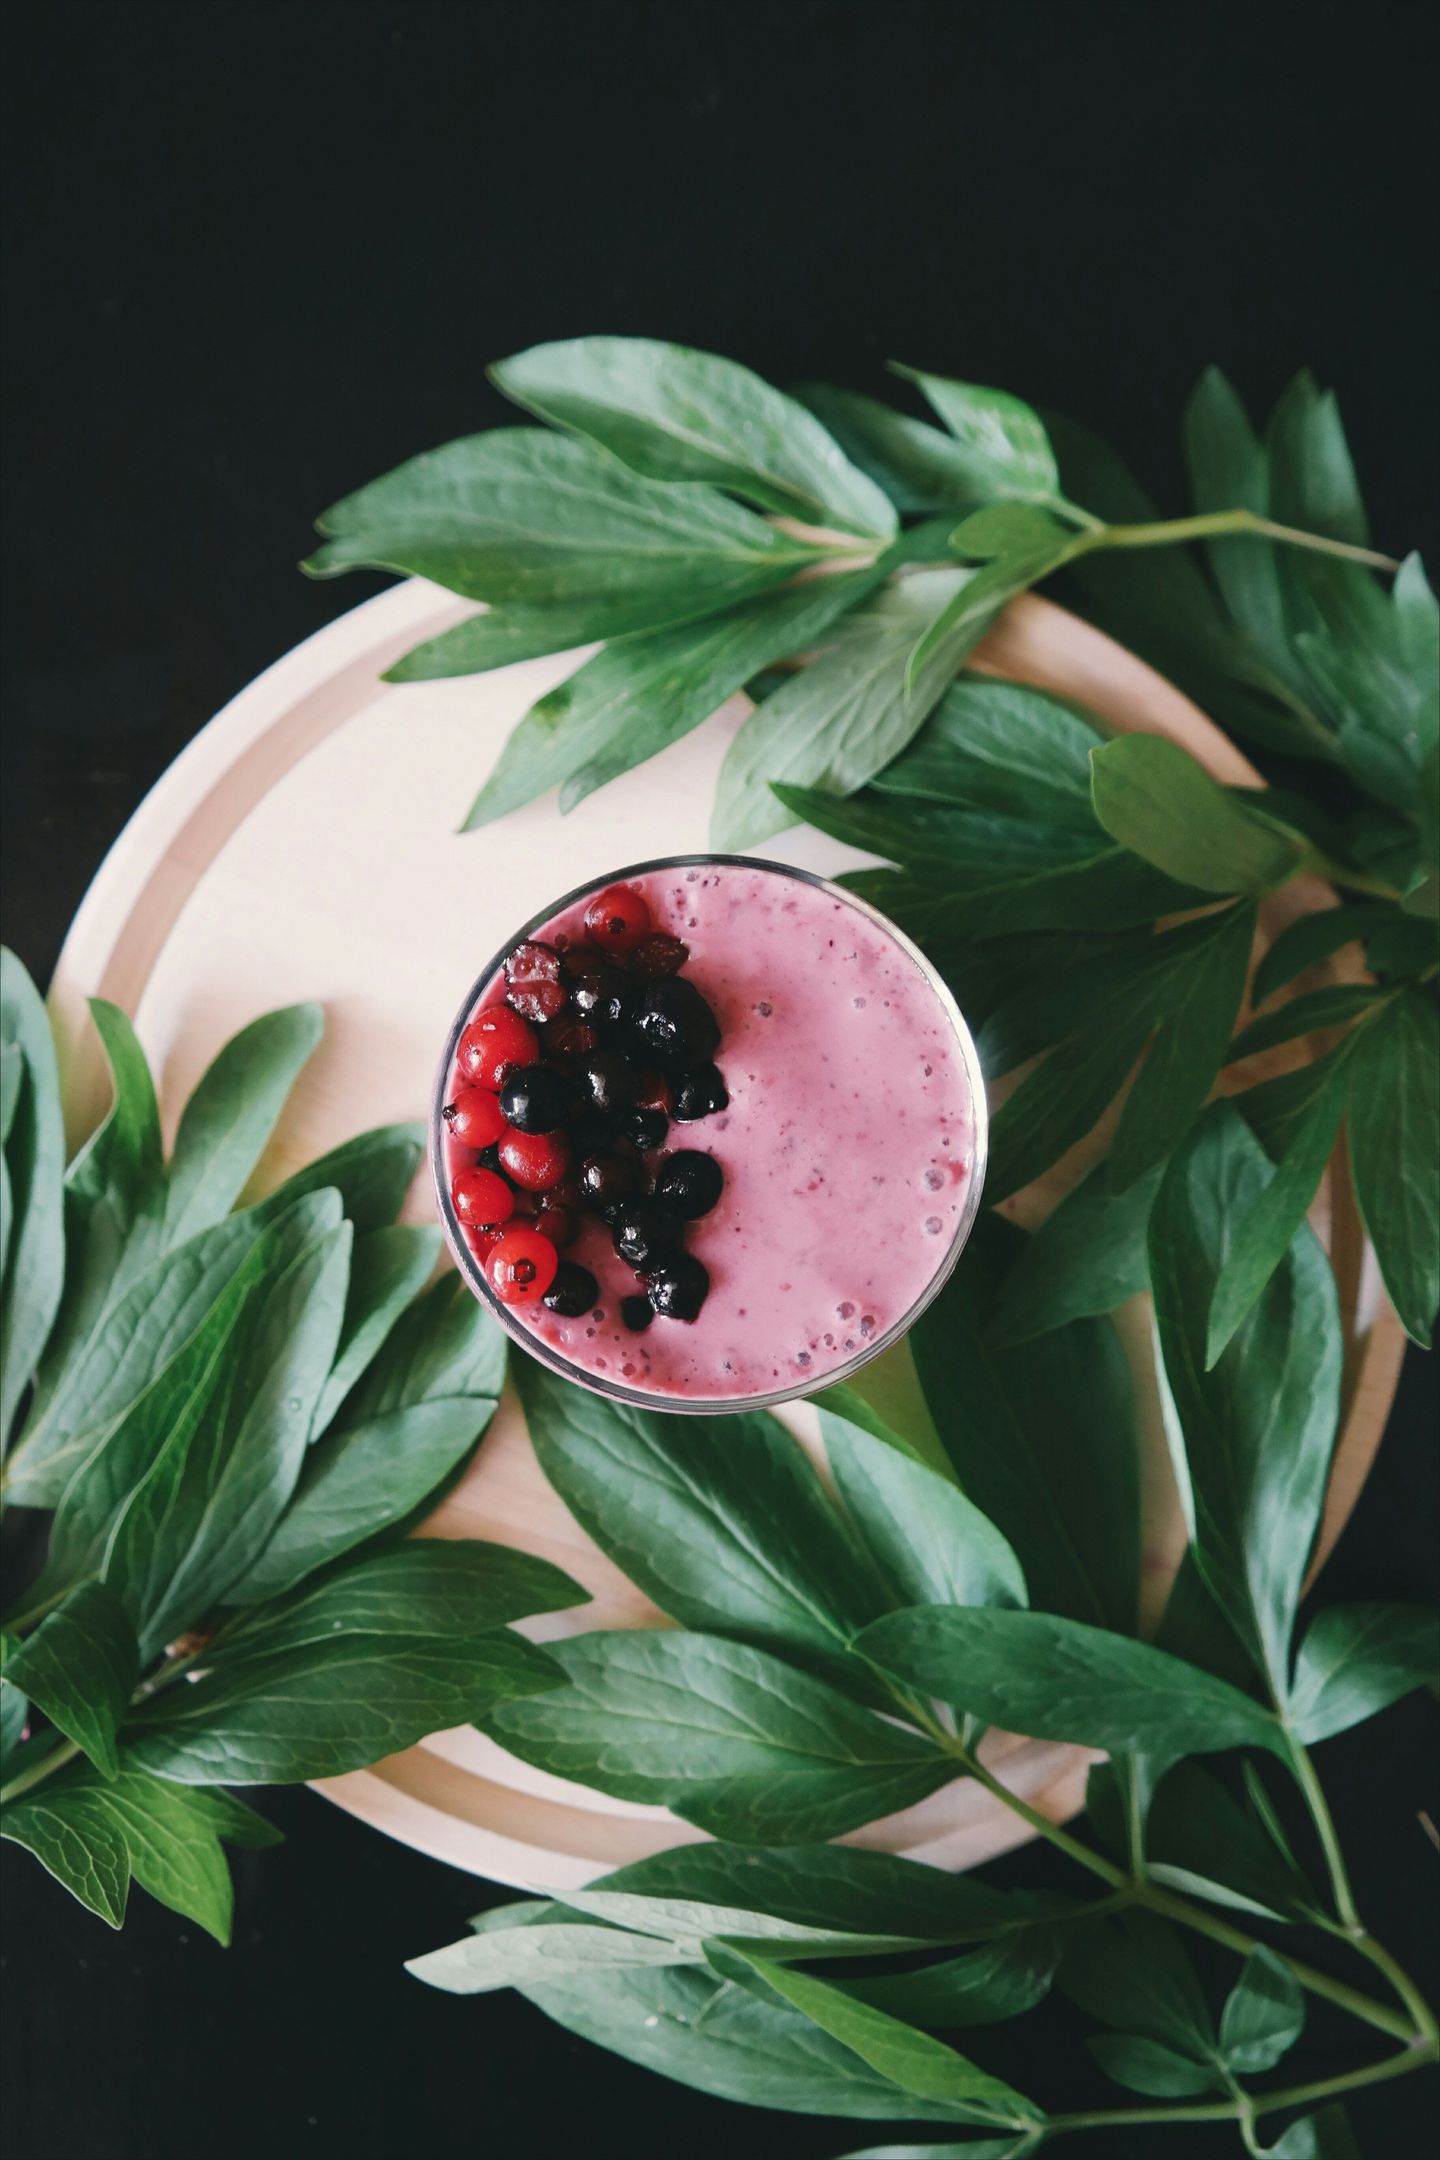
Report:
572,967,634,1034
542,1260,600,1317
575,1051,637,1119
673,1064,729,1121
629,978,721,1067
579,1150,643,1217
647,1254,710,1322
620,1294,654,1333
654,1150,724,1219
610,1196,684,1272
498,1063,577,1134
626,1107,669,1152
476,1143,504,1172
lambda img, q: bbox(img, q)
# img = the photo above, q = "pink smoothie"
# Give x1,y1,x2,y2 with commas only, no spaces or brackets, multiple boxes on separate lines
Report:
440,860,981,1407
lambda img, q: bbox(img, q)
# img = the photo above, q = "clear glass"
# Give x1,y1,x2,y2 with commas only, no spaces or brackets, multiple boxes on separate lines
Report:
430,854,989,1414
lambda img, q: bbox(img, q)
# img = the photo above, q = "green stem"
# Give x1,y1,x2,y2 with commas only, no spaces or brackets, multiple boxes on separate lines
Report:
1043,2038,1437,2137
1285,1734,1362,1929
1078,506,1400,573
0,1734,80,1804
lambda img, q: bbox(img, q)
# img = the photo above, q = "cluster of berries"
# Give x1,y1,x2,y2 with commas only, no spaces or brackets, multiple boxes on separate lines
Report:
444,884,726,1327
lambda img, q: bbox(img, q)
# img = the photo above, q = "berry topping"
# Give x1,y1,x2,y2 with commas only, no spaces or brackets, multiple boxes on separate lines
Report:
571,966,633,1033
630,932,690,980
583,883,651,955
499,1127,572,1191
634,1069,675,1114
574,1051,637,1119
458,1007,539,1091
626,1107,669,1152
465,1226,503,1265
504,941,569,1024
558,941,609,981
541,1013,600,1062
630,977,721,1067
620,1294,654,1333
647,1253,711,1322
484,1226,559,1306
451,1165,516,1229
535,1203,579,1249
673,1064,730,1121
579,1149,643,1216
543,1259,601,1317
442,1085,507,1149
654,1150,724,1219
611,1196,684,1272
499,1062,578,1134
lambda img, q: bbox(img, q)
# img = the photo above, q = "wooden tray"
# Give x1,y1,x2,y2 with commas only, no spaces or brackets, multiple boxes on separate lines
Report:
48,578,1405,1892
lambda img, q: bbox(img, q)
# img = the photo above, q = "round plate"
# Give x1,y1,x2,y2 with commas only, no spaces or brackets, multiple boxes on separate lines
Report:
49,579,1405,1891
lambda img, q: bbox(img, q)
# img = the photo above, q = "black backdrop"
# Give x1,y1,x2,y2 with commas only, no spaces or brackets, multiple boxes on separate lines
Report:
2,4,1436,2156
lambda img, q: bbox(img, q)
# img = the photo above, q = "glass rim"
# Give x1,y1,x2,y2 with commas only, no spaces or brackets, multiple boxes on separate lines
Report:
430,852,989,1415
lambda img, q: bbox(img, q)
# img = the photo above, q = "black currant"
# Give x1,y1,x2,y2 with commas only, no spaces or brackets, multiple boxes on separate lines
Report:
610,1196,684,1272
647,1254,711,1322
498,1063,578,1134
542,1260,600,1317
654,1150,724,1219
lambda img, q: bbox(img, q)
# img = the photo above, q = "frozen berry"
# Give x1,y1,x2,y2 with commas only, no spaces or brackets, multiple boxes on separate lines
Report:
559,940,609,981
505,941,569,1024
451,1165,516,1229
630,977,720,1067
584,883,651,955
673,1064,730,1121
655,1150,724,1219
485,1225,559,1306
647,1254,710,1322
630,932,690,980
536,1202,579,1249
499,1127,572,1192
621,1294,654,1333
542,1013,600,1062
634,1069,674,1114
579,1149,643,1216
458,1007,539,1091
542,1260,600,1317
626,1107,669,1152
442,1086,508,1149
611,1196,683,1272
575,1051,637,1119
499,1063,578,1134
571,966,634,1033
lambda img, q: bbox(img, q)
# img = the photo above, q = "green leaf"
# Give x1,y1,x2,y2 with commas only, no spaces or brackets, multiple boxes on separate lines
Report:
258,1121,423,1231
1287,1602,1440,1743
1344,989,1440,1343
712,570,970,851
834,2143,1039,2160
709,1944,1034,2122
911,1218,1140,1634
1090,736,1306,894
1204,1066,1347,1366
559,1887,937,1960
4,1581,138,1779
1251,905,1390,1008
1261,2104,1362,2158
127,1545,572,1784
517,1963,986,2121
463,567,881,829
386,587,772,681
1061,1908,1214,2055
305,427,818,607
223,1397,499,1604
309,1224,442,1438
835,1932,1060,2030
1220,1946,1305,2072
0,948,66,1445
984,1018,1149,1202
1228,983,1393,1063
482,1630,953,1843
0,1772,131,1925
951,503,1071,561
793,383,988,515
409,1922,696,1995
1150,1105,1343,1694
819,1408,1028,1613
341,1271,505,1417
514,1354,885,1688
891,366,1060,500
1087,2034,1219,2097
1143,1760,1320,1923
857,1608,1281,1757
989,1163,1160,1346
163,1004,323,1243
905,520,1078,690
492,337,896,538
1182,368,1290,667
0,1630,26,1779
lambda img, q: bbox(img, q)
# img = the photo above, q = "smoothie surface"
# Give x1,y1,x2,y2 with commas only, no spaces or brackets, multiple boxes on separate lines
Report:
445,860,978,1404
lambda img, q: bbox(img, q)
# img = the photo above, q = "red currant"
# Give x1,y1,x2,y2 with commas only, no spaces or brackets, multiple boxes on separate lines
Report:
541,1013,600,1061
499,1126,572,1192
535,1202,578,1249
485,1225,559,1306
583,883,651,955
442,1085,507,1149
466,1226,503,1265
505,941,569,1024
457,1007,539,1091
451,1165,516,1229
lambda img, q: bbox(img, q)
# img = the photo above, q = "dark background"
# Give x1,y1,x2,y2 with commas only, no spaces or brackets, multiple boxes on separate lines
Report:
2,2,1437,2155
